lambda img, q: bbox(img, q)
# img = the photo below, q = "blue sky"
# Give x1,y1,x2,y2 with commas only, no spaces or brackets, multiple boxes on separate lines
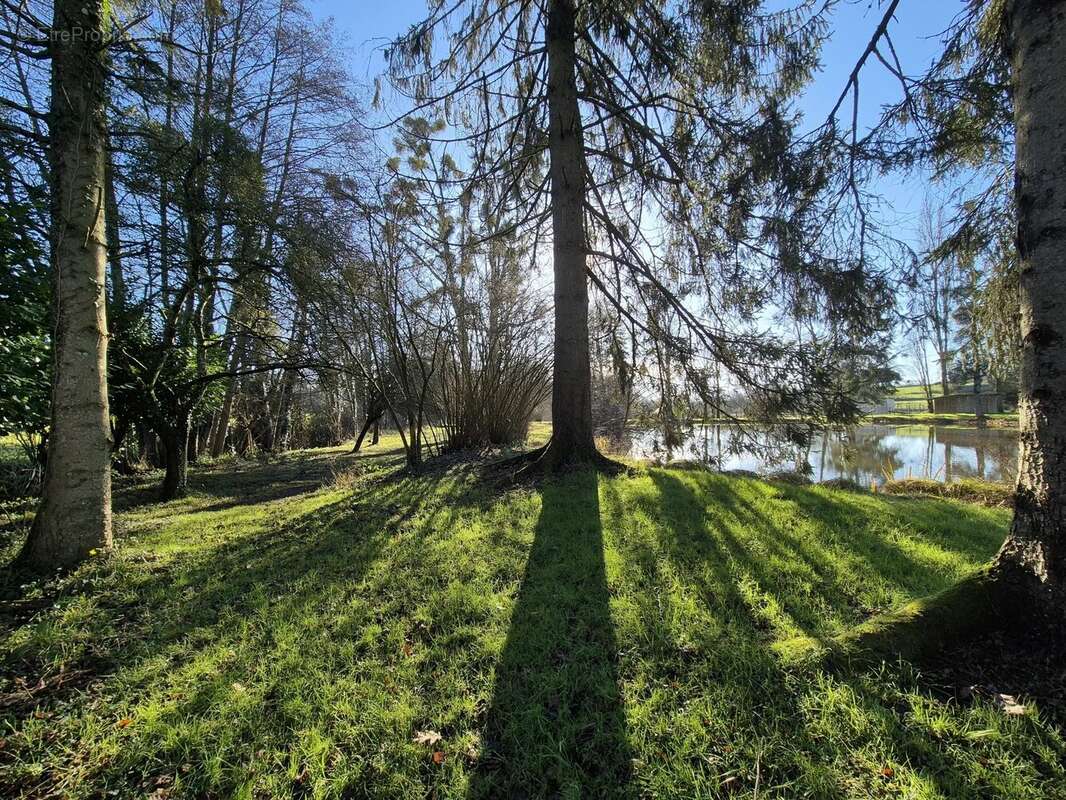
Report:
308,0,966,380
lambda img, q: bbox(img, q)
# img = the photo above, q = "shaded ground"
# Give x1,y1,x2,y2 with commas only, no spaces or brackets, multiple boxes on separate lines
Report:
923,625,1066,729
0,436,1062,799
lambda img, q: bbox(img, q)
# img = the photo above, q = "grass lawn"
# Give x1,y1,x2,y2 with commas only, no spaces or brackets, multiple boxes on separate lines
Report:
0,437,1062,798
892,384,946,401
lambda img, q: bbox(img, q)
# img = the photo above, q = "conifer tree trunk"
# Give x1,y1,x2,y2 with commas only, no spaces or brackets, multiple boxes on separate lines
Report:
992,0,1066,613
19,0,113,570
543,0,598,467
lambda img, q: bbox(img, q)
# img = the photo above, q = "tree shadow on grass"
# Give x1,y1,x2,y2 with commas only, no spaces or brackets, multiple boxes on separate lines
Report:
112,446,407,513
644,471,1007,641
1,469,496,798
472,472,634,799
624,470,1057,799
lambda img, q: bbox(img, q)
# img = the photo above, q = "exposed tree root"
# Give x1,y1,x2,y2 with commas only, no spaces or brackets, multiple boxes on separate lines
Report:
494,439,628,485
774,569,1021,670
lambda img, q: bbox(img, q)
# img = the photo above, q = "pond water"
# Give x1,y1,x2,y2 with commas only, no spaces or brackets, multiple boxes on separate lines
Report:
623,424,1019,487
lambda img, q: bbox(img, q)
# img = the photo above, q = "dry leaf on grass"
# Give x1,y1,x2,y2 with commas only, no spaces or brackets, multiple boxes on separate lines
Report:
993,693,1026,716
412,730,443,746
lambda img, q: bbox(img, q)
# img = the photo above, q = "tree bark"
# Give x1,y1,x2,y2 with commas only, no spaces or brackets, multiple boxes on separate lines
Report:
19,0,113,570
160,416,190,500
104,127,124,309
210,326,247,456
274,303,306,451
992,0,1066,614
353,408,384,452
542,0,599,467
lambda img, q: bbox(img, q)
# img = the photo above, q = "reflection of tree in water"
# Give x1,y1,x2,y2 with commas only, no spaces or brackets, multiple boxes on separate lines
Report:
689,425,817,471
631,423,1018,485
936,427,1019,483
822,427,904,483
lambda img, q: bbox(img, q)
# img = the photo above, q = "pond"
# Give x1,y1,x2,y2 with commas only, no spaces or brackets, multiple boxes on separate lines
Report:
622,424,1019,487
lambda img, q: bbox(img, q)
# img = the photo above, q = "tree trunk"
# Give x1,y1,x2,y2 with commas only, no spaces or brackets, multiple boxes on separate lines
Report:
160,416,190,500
273,302,306,452
353,409,384,452
104,127,124,309
992,0,1066,614
187,424,199,464
542,0,598,467
19,0,113,571
210,327,247,456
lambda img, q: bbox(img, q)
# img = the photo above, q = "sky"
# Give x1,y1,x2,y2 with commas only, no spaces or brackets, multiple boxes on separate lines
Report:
307,0,968,382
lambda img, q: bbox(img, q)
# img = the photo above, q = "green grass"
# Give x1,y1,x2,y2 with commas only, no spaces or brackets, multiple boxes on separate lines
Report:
0,434,27,464
0,438,1062,799
892,384,946,401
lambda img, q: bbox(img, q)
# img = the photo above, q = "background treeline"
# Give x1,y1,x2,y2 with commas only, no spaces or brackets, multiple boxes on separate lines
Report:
0,0,552,499
0,0,1029,500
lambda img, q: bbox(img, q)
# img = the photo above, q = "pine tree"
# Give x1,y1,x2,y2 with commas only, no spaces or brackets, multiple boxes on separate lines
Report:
384,0,887,471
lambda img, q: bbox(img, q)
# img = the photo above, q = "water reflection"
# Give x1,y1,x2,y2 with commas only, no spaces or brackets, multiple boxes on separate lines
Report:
625,424,1018,487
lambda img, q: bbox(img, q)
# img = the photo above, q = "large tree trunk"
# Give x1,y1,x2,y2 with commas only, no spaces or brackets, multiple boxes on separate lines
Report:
992,0,1066,614
19,0,113,570
542,0,599,467
160,416,190,501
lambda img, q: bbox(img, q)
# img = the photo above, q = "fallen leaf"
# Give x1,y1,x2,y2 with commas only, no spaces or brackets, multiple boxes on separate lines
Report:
993,693,1025,716
881,766,894,778
432,750,445,765
116,717,133,728
413,730,443,746
401,642,414,658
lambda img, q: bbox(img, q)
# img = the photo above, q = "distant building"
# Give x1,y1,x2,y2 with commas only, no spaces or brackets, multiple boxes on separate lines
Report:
932,393,1003,415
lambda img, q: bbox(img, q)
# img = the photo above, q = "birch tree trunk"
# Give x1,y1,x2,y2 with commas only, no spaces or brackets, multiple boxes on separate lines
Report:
543,0,598,467
19,0,113,569
992,0,1066,613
